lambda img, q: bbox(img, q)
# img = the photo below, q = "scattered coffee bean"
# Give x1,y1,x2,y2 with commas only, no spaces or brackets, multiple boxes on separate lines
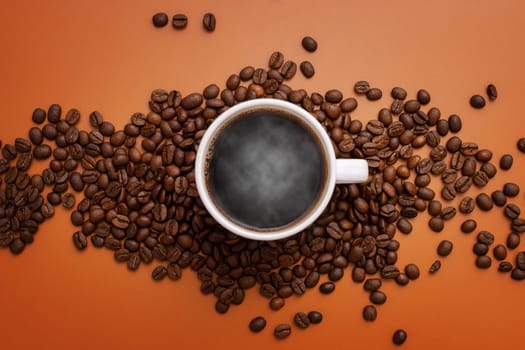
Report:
511,268,525,280
486,84,497,101
470,95,486,109
437,240,453,257
499,154,513,170
504,204,521,219
354,81,370,94
491,190,507,207
429,217,444,232
461,219,477,234
507,233,520,250
366,88,382,101
293,312,311,328
493,245,507,261
249,317,266,333
364,278,382,292
404,264,420,280
429,260,441,274
152,266,168,281
417,89,431,105
498,262,513,273
476,255,492,269
274,324,291,340
517,138,525,153
307,311,323,324
393,329,407,345
152,13,168,28
476,193,493,211
301,36,318,52
503,183,520,197
363,305,377,322
370,290,387,305
202,13,216,32
172,14,188,29
300,61,315,78
319,282,335,294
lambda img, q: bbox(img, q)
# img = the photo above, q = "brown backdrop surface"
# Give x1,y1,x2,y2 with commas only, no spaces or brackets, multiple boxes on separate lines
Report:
1,0,524,349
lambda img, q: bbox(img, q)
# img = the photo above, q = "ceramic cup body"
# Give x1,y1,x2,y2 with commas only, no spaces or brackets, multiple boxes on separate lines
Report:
195,99,368,241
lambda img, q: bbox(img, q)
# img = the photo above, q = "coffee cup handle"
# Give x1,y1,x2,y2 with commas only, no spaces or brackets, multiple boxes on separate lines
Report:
335,159,369,184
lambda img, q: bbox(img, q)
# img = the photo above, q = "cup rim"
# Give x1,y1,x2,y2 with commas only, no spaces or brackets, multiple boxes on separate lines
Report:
195,98,337,241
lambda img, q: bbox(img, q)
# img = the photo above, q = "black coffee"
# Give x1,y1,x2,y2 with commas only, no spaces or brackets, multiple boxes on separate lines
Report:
207,109,326,229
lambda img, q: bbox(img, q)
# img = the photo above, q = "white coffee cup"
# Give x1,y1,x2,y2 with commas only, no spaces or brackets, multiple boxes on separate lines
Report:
195,99,368,241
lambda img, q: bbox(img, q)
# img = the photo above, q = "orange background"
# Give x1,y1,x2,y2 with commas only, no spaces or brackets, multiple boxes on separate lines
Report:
1,0,524,349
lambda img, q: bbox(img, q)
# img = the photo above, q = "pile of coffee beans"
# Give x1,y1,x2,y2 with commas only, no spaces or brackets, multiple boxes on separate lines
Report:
152,12,216,32
1,47,524,346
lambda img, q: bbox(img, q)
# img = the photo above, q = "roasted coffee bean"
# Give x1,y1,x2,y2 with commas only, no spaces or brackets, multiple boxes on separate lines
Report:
404,100,420,113
274,324,291,340
366,88,382,101
486,84,497,100
393,329,408,345
478,231,494,245
513,218,525,233
417,89,431,105
470,95,486,109
72,231,87,250
363,305,377,322
473,243,488,256
518,138,525,153
301,36,318,52
167,263,182,280
62,193,75,209
498,262,513,273
280,61,297,79
503,183,520,197
461,219,477,234
249,317,266,333
300,61,315,78
202,13,216,31
404,264,420,280
504,204,521,219
511,268,525,280
428,217,444,232
507,233,520,249
307,311,323,324
516,252,525,270
318,282,335,294
394,273,409,286
429,260,441,274
437,240,453,257
363,278,382,292
152,12,168,27
370,290,387,305
396,218,412,234
151,265,168,281
489,191,506,208
493,245,507,261
500,154,513,170
172,14,188,29
9,238,25,255
32,108,46,124
440,207,456,221
390,87,407,99
354,81,370,94
476,255,492,269
427,200,442,216
293,312,311,328
472,171,489,187
476,193,493,211
447,114,462,133
269,297,285,310
459,196,475,214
